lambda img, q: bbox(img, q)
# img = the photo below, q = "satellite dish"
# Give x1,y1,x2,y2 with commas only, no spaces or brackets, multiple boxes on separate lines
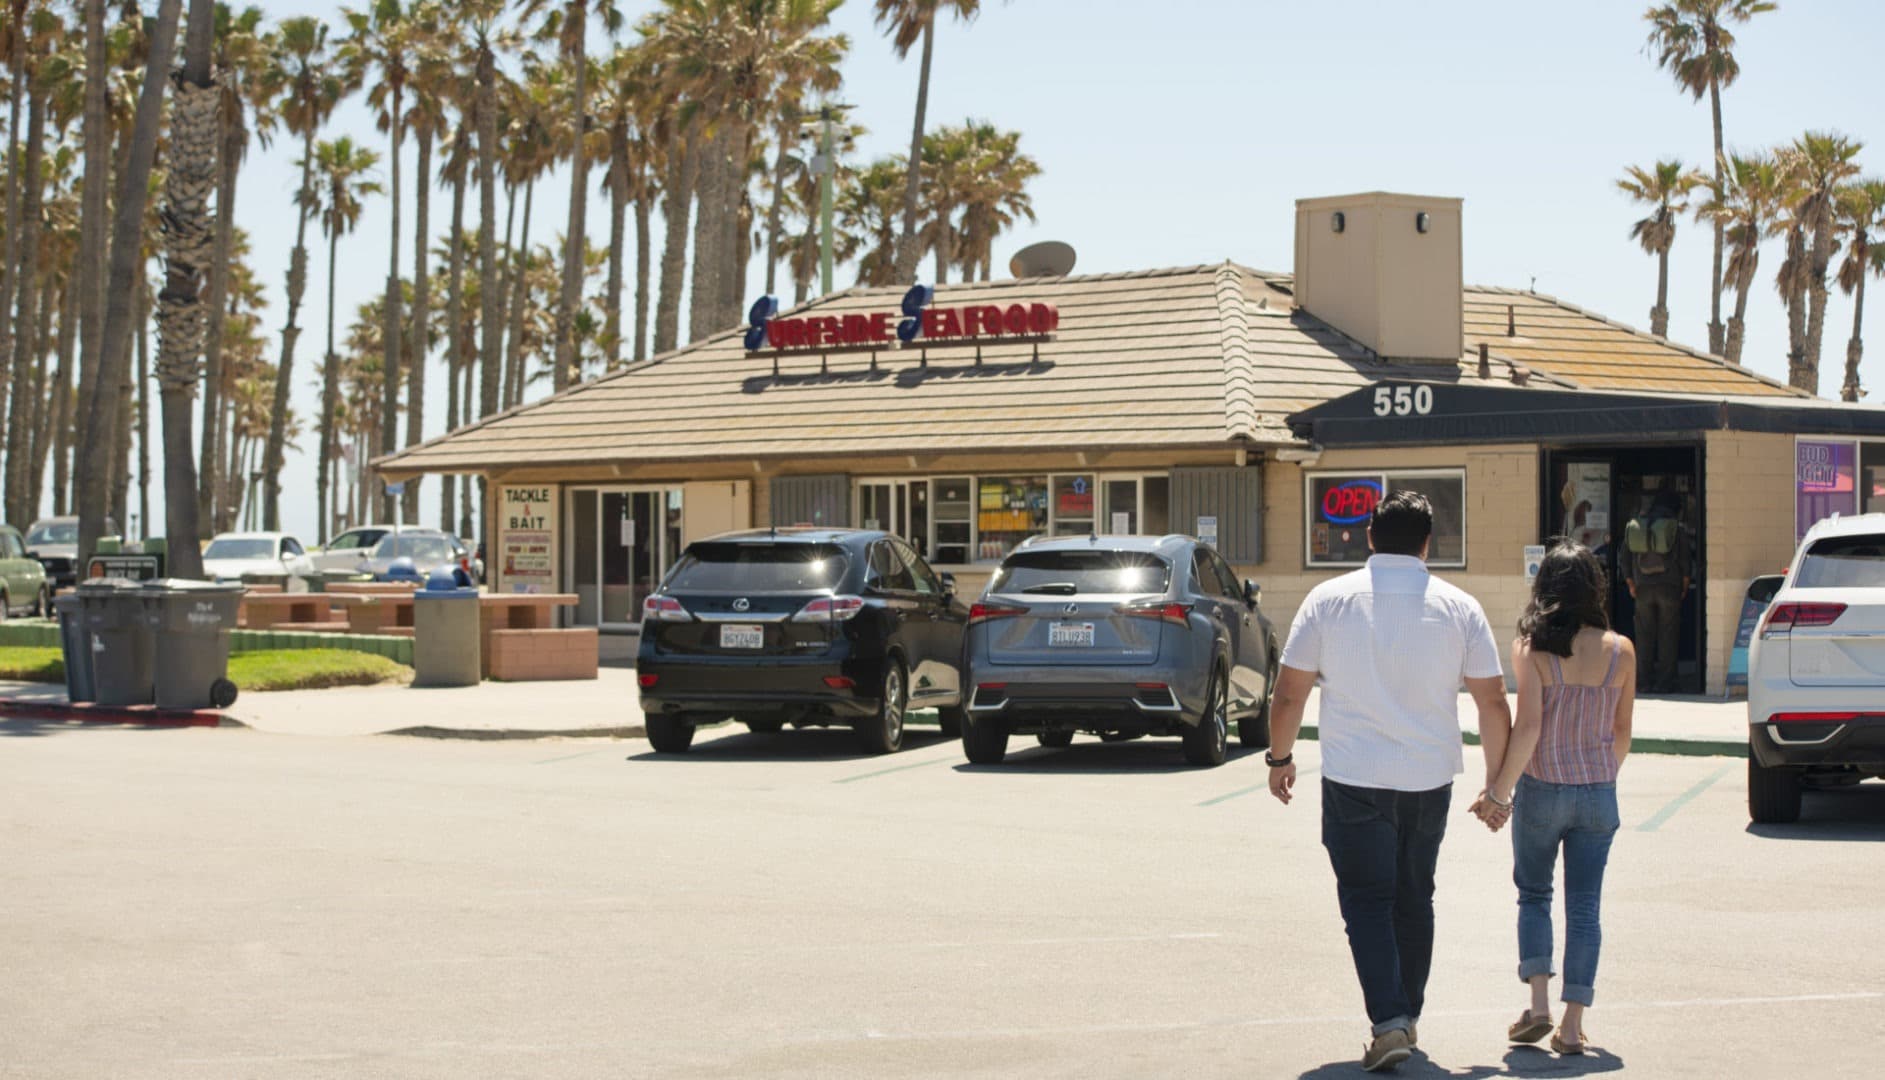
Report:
1009,240,1076,279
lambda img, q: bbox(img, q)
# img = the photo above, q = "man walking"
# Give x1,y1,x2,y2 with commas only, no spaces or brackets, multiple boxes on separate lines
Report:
1267,491,1514,1072
1622,491,1691,694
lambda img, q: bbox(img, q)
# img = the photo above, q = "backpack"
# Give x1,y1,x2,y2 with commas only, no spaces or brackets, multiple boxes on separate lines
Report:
1624,514,1678,573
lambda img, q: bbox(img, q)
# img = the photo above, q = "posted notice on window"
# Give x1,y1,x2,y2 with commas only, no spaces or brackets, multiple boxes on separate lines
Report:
499,485,559,594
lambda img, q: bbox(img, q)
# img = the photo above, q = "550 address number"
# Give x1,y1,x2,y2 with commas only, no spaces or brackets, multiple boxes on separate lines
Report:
1371,385,1434,417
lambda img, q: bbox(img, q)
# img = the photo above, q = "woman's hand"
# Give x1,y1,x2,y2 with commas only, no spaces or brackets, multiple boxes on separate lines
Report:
1470,789,1513,832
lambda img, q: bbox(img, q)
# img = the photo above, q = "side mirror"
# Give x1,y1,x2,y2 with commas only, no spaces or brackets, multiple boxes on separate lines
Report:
1243,579,1262,606
940,572,957,596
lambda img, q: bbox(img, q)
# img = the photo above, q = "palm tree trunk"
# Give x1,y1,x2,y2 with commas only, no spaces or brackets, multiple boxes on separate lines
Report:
77,0,180,565
442,144,466,534
1784,225,1810,389
23,281,57,516
0,1,26,398
654,130,696,354
689,127,730,344
199,112,241,533
763,126,792,297
503,177,534,409
1842,274,1866,402
49,283,75,515
155,0,215,576
6,268,49,521
380,83,404,525
1651,245,1670,338
405,124,432,524
1707,78,1725,355
1726,279,1751,367
74,0,110,466
633,189,651,362
893,19,935,283
136,277,150,542
603,115,627,369
1805,220,1837,394
552,30,588,394
113,342,132,534
317,220,341,542
723,130,751,329
5,83,46,524
266,121,317,532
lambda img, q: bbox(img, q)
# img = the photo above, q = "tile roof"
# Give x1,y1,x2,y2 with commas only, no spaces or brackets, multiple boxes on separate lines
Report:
378,262,1800,475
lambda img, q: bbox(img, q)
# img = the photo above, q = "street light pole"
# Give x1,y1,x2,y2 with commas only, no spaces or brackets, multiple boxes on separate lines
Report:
818,108,835,297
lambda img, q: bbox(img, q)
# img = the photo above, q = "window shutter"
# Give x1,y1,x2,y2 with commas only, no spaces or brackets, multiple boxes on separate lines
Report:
1170,466,1264,563
769,475,851,528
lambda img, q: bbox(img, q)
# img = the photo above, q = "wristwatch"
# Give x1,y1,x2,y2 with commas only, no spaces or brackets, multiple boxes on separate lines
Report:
1265,750,1293,768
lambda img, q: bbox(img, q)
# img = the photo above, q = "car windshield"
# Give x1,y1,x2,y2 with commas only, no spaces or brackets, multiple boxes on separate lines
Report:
990,549,1172,595
665,543,850,592
204,538,276,560
1794,533,1885,589
372,535,454,562
26,522,76,546
331,529,389,550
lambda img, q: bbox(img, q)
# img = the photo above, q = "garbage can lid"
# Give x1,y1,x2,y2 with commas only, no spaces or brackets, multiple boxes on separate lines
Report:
76,577,143,593
139,577,247,594
420,566,478,594
53,592,81,611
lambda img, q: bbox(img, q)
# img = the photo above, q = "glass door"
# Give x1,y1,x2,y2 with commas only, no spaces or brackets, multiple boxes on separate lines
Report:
569,486,681,629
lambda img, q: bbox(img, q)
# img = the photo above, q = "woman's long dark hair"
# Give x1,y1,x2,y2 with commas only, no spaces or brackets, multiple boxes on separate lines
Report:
1519,541,1610,657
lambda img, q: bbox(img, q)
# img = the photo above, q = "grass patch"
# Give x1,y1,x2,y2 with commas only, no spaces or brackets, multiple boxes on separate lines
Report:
0,645,63,683
227,649,411,692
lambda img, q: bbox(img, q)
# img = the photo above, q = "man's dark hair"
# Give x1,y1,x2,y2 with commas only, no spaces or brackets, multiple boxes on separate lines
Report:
1369,490,1433,557
1653,490,1683,516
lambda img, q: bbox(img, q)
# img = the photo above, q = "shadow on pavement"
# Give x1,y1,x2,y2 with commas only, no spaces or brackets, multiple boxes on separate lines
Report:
1298,1045,1623,1078
0,716,209,739
953,740,1264,776
1747,784,1885,842
626,726,953,763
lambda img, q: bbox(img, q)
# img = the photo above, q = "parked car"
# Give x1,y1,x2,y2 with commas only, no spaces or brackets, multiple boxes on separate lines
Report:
961,534,1278,767
0,524,51,618
637,528,969,755
1747,512,1885,824
24,515,119,589
355,529,477,582
201,531,317,584
311,524,394,572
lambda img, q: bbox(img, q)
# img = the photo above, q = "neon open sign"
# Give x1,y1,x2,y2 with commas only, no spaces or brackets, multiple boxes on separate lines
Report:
1321,478,1384,525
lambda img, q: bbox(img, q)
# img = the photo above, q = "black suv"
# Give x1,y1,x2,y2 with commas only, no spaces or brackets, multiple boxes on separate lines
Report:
637,529,970,755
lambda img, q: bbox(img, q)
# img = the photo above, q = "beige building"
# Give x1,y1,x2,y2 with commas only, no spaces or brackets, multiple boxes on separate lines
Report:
379,192,1885,696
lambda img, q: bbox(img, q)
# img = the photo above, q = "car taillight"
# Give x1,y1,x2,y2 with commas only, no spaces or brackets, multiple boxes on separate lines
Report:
1769,711,1867,723
638,673,659,688
822,675,856,689
792,595,865,622
1760,602,1846,638
1119,601,1193,625
643,595,691,622
968,602,1026,624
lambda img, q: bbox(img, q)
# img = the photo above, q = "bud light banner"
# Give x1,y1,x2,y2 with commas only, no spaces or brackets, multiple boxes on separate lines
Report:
1796,439,1858,541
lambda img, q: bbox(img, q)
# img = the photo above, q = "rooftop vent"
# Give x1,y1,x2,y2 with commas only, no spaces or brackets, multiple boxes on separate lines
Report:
1293,192,1463,363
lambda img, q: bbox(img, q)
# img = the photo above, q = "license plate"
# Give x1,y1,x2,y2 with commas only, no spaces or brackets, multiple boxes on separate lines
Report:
1049,622,1096,647
719,624,765,649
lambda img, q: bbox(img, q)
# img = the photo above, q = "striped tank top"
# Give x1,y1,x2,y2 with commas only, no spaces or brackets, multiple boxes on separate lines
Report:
1526,633,1624,785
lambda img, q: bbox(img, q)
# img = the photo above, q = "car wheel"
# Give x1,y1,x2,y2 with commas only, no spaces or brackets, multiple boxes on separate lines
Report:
1240,661,1276,749
856,661,906,755
961,711,1009,764
936,704,965,739
1748,754,1803,824
34,585,50,618
0,589,10,622
1037,730,1074,748
645,713,697,754
1183,669,1230,767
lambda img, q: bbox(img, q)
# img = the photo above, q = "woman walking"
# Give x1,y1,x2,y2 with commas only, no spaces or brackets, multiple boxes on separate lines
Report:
1477,542,1635,1055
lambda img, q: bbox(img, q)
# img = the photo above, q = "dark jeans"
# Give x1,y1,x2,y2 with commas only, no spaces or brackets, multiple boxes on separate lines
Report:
1321,778,1452,1036
1634,583,1682,692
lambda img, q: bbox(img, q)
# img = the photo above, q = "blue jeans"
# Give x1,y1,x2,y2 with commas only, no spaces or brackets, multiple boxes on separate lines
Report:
1321,778,1451,1036
1513,774,1619,1006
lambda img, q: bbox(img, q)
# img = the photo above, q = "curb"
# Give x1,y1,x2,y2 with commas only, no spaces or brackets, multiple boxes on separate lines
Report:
384,725,645,741
0,697,244,729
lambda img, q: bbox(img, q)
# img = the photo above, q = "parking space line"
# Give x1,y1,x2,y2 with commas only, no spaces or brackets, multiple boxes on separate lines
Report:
833,755,956,784
1198,767,1316,807
1636,763,1734,832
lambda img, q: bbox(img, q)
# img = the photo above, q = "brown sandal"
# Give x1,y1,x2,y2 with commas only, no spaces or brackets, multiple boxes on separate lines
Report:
1508,1010,1552,1044
1551,1030,1587,1055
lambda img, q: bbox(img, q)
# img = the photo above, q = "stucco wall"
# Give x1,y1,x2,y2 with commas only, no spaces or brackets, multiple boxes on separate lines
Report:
1702,430,1796,696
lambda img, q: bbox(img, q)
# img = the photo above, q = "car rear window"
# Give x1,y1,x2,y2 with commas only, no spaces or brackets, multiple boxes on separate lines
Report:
989,549,1172,595
666,543,850,592
1795,533,1885,588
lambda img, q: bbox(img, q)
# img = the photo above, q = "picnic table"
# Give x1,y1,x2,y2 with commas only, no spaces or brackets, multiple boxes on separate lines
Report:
476,593,590,680
240,593,330,631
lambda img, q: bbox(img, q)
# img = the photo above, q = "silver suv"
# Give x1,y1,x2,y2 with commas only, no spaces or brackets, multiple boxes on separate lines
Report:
961,534,1278,767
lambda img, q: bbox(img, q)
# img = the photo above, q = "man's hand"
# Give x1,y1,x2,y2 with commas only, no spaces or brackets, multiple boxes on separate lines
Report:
1469,790,1512,832
1269,762,1297,805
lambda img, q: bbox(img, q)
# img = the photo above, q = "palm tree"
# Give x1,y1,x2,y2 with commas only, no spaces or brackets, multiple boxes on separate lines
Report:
2,3,60,524
1697,151,1783,366
842,156,908,287
1835,179,1885,402
945,120,1037,281
589,43,649,369
1784,132,1865,395
1643,0,1777,355
0,0,35,431
76,0,180,566
400,0,450,523
874,0,982,284
258,15,342,530
437,123,471,533
1616,159,1702,339
151,0,218,581
500,57,561,408
70,0,110,494
784,165,861,304
302,135,383,542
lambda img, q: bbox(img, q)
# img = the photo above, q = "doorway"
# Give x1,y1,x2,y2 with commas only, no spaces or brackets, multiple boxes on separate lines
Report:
569,487,684,629
1542,444,1705,695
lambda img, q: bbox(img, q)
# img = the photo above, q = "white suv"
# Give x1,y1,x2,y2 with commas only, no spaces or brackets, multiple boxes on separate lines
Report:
1746,512,1885,824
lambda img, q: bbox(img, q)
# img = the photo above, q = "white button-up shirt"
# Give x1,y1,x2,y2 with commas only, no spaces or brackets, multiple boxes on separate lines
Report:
1279,554,1503,792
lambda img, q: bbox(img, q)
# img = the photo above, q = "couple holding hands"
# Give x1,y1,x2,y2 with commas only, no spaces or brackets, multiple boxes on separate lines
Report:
1264,492,1634,1073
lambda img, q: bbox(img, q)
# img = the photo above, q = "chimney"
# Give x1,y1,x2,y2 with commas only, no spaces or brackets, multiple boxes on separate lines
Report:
1293,192,1464,362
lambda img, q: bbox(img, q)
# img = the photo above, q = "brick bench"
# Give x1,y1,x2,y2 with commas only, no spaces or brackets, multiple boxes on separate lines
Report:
486,629,599,681
270,620,352,634
339,595,416,634
240,595,328,630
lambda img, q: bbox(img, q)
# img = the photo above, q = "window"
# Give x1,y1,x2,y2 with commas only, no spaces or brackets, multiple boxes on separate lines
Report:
1052,475,1096,534
933,477,974,565
667,542,851,592
1865,442,1885,515
1101,475,1170,535
978,476,1048,559
1795,532,1885,589
1305,469,1467,568
283,537,306,556
851,473,1175,567
203,538,276,560
867,541,917,592
2,532,22,559
988,549,1172,595
1191,548,1240,598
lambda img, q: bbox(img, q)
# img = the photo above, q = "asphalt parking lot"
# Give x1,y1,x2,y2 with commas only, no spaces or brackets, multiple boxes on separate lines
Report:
4,719,1882,1079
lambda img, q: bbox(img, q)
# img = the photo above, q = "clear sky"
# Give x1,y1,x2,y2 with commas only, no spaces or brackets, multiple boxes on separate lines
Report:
207,0,1883,543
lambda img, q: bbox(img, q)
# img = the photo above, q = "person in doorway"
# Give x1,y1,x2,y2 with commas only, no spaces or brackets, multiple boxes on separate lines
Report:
1476,541,1636,1056
1620,491,1690,693
1267,491,1515,1072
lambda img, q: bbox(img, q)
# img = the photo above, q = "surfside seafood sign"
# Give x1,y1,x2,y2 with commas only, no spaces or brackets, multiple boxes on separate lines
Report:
743,285,1060,353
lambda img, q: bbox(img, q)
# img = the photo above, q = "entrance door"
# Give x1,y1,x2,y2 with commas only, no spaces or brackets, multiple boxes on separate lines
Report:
856,480,931,559
570,487,683,629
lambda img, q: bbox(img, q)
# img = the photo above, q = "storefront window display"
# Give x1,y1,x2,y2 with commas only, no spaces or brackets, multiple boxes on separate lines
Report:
1305,470,1466,568
860,473,1173,566
978,476,1049,560
1865,442,1885,515
1797,438,1860,539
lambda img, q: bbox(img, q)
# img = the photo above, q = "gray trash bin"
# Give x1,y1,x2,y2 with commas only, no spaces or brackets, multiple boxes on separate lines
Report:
54,593,95,703
412,568,482,688
77,579,153,707
140,579,244,710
